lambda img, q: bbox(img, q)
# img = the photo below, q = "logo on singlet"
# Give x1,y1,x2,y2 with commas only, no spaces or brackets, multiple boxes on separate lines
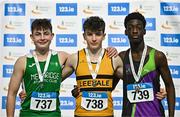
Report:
29,63,36,68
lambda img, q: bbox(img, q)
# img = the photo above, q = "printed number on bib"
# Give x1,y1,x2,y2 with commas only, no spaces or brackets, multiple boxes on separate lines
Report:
127,83,154,103
81,91,108,111
30,92,57,111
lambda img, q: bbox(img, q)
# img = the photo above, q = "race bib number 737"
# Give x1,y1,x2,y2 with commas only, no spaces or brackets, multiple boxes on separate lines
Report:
30,92,57,111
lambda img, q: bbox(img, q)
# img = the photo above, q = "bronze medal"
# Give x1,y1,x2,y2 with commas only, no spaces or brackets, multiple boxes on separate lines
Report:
135,85,140,92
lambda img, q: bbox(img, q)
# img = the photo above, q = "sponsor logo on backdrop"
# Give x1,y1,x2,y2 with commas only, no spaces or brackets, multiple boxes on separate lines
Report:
57,21,67,30
4,3,25,16
160,2,180,15
145,18,156,31
3,50,24,61
165,51,180,62
108,34,129,47
108,3,129,15
133,4,156,15
82,4,102,15
5,20,24,30
161,20,180,30
4,34,25,47
2,96,21,109
83,6,93,14
113,97,123,110
161,20,172,29
32,6,42,14
60,97,75,109
161,34,180,47
57,20,76,30
134,5,145,14
3,65,13,78
31,5,50,15
56,34,77,47
4,52,16,61
56,3,77,16
169,65,180,78
109,20,124,30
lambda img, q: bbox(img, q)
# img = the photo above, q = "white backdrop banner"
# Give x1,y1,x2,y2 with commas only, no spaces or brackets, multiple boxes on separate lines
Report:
1,0,180,117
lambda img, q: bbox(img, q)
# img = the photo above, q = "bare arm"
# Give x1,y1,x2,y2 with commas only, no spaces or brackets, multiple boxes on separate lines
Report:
156,51,175,117
6,56,25,117
58,51,70,67
61,53,77,82
112,55,123,90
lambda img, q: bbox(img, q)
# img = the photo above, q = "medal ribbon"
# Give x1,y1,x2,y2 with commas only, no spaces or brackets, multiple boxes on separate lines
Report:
33,50,52,82
85,48,104,80
129,45,147,82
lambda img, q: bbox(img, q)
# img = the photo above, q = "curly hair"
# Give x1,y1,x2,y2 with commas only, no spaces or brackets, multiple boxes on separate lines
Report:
124,12,146,28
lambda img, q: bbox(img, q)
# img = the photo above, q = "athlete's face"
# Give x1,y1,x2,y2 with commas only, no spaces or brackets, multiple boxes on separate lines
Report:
30,28,54,50
125,19,146,45
83,29,106,51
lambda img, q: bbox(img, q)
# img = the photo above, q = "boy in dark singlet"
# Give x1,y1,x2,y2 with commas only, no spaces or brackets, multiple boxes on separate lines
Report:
120,12,175,117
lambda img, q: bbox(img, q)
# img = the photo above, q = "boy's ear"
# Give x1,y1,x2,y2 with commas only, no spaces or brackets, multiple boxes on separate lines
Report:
30,34,33,40
143,29,146,35
125,29,128,35
83,33,86,40
103,33,106,40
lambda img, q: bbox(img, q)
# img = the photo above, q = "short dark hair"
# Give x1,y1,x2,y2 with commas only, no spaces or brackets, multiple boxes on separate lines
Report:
124,12,146,28
31,19,52,33
83,16,105,33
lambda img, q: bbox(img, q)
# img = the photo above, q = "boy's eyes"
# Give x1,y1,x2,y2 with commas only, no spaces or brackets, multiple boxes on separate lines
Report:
127,25,143,30
86,32,103,36
34,32,51,36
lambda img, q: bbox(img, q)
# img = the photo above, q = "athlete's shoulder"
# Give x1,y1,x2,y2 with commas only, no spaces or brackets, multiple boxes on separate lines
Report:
119,49,129,60
13,55,26,72
58,51,70,58
152,47,168,67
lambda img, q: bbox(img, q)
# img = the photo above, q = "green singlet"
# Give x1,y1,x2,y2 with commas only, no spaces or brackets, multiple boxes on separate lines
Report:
20,51,62,117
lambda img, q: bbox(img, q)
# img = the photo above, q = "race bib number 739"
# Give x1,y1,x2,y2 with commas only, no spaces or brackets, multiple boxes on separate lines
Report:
127,83,154,103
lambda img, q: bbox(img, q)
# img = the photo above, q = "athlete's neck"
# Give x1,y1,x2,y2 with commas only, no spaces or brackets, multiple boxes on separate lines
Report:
35,48,50,56
34,48,50,61
87,47,103,63
87,47,103,57
130,42,145,53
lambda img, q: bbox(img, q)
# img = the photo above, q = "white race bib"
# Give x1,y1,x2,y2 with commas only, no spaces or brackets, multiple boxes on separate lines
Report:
30,92,57,111
81,91,108,111
127,83,154,103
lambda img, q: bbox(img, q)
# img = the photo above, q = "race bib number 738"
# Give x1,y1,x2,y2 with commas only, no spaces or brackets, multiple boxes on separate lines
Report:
81,91,108,111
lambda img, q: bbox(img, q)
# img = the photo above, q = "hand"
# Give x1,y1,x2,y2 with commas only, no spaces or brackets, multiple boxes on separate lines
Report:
156,88,167,100
19,90,27,102
106,47,118,58
71,85,80,98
